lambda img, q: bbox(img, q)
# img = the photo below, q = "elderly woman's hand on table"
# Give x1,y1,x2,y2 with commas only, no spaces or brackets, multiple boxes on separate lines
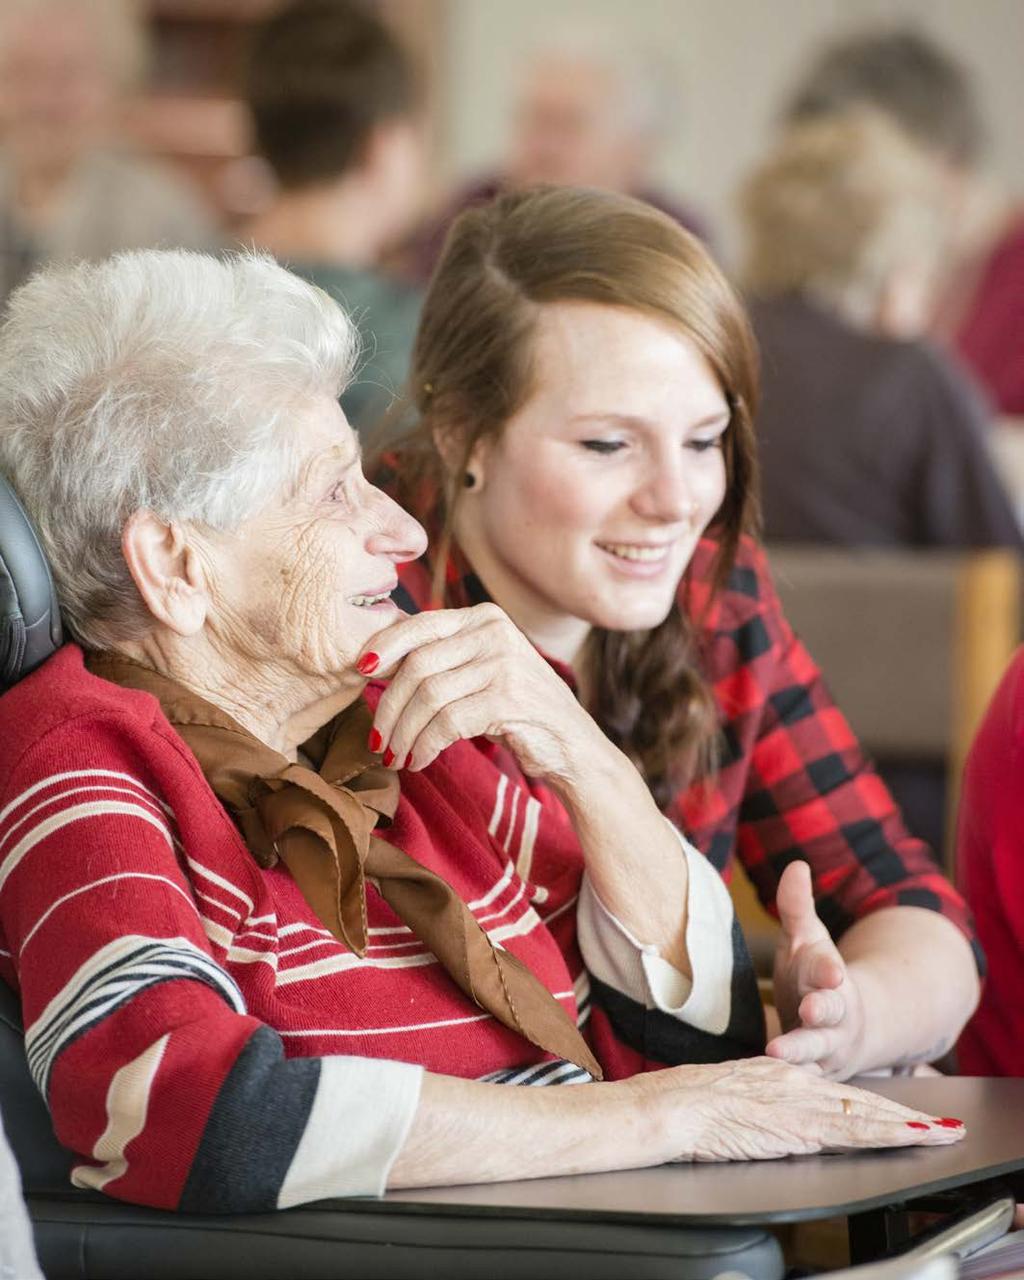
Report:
641,1057,963,1162
391,1054,963,1188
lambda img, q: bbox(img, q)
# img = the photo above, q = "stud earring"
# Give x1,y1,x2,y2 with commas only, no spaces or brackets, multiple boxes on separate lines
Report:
463,471,478,490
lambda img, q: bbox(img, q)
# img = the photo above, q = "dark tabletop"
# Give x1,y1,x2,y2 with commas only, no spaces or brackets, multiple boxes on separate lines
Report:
381,1078,1024,1226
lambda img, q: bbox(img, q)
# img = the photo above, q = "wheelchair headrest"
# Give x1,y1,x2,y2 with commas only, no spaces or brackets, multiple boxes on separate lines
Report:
0,472,62,692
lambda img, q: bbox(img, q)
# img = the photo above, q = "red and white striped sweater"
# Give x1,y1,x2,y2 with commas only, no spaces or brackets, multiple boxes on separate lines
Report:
0,646,759,1211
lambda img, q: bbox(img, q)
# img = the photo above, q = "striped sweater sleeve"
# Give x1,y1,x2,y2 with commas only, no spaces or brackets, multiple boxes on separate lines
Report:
0,718,421,1212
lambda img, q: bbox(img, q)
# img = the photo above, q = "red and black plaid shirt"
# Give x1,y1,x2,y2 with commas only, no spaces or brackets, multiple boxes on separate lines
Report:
390,515,981,972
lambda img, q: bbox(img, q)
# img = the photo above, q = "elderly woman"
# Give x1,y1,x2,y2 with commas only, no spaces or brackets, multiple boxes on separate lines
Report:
375,184,983,1084
0,251,958,1213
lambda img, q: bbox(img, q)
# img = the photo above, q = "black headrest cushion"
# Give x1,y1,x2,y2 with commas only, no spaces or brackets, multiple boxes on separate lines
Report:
0,473,62,691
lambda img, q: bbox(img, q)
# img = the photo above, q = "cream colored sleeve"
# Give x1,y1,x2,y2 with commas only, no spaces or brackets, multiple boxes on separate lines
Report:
576,822,736,1036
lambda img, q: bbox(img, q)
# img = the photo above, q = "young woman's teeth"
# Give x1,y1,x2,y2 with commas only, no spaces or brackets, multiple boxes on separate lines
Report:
600,543,667,562
350,592,391,607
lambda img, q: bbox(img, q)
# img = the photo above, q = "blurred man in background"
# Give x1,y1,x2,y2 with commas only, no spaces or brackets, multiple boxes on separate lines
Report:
243,0,426,435
0,0,217,309
783,27,1023,418
404,30,706,284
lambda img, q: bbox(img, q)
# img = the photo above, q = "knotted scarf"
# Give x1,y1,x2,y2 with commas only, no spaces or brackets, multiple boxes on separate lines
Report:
86,652,602,1080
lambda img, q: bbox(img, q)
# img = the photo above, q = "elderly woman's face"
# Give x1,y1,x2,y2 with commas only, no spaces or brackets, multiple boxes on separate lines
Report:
202,397,426,683
463,302,730,643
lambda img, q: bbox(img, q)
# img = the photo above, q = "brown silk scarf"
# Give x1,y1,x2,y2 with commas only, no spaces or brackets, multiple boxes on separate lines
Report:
86,652,601,1080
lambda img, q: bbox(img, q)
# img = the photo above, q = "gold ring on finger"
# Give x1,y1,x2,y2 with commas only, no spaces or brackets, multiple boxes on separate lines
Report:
841,1097,853,1116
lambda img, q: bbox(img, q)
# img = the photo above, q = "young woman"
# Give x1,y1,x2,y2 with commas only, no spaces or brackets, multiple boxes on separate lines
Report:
373,184,982,1082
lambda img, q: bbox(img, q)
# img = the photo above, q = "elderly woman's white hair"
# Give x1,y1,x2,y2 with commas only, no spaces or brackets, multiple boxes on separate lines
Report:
0,249,358,648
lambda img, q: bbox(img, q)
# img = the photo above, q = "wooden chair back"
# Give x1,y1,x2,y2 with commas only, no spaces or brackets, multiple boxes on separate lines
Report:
729,545,1021,951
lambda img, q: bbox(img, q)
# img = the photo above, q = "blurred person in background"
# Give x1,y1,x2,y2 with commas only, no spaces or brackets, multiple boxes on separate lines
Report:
739,108,1021,552
739,107,1021,857
243,0,426,435
784,26,1024,419
404,29,706,285
0,0,217,309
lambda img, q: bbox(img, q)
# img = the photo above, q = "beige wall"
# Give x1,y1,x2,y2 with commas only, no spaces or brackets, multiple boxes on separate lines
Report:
440,0,1024,264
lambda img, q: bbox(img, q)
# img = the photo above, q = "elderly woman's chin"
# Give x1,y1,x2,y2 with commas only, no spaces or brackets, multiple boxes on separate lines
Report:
346,592,405,644
306,596,405,679
226,592,404,691
298,596,401,682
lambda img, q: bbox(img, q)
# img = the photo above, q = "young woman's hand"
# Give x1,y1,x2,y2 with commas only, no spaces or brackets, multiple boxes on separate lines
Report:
357,605,606,782
765,861,867,1078
633,1056,963,1163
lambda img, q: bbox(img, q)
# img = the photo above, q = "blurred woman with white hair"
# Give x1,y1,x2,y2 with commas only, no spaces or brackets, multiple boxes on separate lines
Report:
0,248,959,1213
403,25,707,283
739,108,1021,551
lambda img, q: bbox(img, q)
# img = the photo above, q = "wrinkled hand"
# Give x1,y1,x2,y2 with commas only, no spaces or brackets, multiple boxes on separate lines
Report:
358,605,600,781
765,861,867,1079
637,1056,963,1163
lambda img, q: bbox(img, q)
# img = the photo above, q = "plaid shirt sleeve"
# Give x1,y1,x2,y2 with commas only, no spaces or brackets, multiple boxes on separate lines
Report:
677,537,983,974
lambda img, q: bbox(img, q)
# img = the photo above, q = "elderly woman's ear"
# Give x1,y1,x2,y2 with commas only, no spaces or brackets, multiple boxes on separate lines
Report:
121,510,210,637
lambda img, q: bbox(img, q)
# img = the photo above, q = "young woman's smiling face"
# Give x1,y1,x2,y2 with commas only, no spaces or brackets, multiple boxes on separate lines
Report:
454,301,731,663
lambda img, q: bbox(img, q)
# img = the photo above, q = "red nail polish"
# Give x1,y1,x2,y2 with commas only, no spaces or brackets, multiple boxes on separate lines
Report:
356,652,380,675
906,1122,930,1130
403,753,413,769
383,747,395,767
935,1117,964,1128
368,728,382,753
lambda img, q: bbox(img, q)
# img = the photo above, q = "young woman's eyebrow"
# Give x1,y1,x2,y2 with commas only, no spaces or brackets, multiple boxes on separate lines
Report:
567,410,731,431
690,410,732,431
567,412,648,430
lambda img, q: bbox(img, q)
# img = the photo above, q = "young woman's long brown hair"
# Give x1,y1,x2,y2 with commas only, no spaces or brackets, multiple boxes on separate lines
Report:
378,185,760,808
